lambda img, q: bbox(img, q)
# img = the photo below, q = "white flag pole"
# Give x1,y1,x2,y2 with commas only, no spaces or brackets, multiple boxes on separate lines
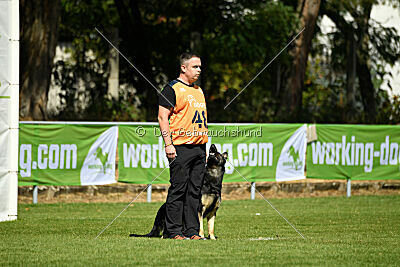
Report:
7,0,19,221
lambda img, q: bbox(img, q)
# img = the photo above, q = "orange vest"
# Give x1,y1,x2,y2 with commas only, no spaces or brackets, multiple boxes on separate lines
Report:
169,80,208,145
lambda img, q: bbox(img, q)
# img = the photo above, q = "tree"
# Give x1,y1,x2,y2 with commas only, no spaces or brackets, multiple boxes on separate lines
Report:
320,0,400,123
20,0,61,120
48,0,400,123
201,1,298,122
52,0,133,121
111,0,298,122
278,0,322,121
114,0,155,118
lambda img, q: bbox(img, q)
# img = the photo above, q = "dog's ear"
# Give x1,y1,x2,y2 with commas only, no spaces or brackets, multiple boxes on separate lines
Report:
210,144,217,153
222,152,228,159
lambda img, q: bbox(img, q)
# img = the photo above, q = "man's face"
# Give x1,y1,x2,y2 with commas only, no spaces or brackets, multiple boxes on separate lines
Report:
181,57,201,84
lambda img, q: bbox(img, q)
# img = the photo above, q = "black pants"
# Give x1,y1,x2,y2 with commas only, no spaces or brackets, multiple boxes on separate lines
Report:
165,144,206,238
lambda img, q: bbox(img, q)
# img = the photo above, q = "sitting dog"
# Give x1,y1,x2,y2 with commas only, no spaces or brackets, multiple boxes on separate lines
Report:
129,144,227,239
198,144,227,239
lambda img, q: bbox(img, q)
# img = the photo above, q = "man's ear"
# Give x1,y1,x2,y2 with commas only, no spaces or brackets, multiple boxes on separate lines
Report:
180,64,186,73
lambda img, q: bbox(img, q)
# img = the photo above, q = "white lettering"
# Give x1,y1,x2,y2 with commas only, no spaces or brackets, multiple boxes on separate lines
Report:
20,144,32,177
38,144,48,169
312,142,325,164
60,144,77,169
158,137,169,168
342,136,352,165
123,143,141,168
335,143,341,165
380,136,389,165
326,143,335,165
237,143,248,167
365,143,374,172
141,144,151,168
248,143,258,167
152,144,159,168
355,143,364,166
222,143,234,174
259,143,273,166
187,95,206,109
389,142,398,165
48,144,59,169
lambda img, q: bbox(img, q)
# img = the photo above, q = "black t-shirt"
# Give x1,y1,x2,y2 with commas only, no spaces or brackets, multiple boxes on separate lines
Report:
159,79,198,108
158,83,176,108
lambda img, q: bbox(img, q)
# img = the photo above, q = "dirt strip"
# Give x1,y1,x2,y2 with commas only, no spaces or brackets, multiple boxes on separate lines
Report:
18,180,400,204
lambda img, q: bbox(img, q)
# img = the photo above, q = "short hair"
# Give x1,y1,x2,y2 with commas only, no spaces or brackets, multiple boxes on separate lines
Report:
180,52,200,66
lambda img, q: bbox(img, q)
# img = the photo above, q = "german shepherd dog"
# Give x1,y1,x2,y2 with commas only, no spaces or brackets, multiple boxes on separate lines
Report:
129,144,227,239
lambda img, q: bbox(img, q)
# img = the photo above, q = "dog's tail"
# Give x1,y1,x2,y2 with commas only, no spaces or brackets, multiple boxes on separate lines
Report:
129,231,159,238
129,233,150,237
129,203,167,238
129,223,162,238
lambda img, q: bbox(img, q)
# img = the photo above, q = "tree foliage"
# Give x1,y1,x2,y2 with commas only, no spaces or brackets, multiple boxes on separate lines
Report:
307,0,400,123
21,0,400,123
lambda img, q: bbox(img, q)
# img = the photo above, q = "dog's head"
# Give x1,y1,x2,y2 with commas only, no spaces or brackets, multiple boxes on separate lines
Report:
207,144,228,168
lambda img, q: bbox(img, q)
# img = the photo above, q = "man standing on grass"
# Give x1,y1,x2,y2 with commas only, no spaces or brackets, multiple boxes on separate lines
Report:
158,52,208,240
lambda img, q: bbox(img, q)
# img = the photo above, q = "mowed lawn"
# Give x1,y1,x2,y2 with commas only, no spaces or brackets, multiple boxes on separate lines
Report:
1,196,399,266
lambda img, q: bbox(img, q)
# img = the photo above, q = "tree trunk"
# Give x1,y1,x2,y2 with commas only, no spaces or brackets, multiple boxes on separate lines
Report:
324,1,376,123
356,53,376,122
355,3,376,123
345,33,357,122
280,0,321,121
114,0,155,119
107,27,120,100
20,0,61,120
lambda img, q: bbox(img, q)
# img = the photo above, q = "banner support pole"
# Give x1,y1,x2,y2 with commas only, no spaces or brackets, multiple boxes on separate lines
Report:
147,184,152,202
33,186,38,204
347,179,351,198
251,182,256,200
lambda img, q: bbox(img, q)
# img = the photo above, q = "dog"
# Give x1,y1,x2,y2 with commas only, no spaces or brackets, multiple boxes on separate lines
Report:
129,144,227,239
198,144,227,239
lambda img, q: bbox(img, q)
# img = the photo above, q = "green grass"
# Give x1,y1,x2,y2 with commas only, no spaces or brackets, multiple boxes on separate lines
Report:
1,196,399,266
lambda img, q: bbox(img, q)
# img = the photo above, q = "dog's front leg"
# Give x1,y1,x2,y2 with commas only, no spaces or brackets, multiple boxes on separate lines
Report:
207,215,216,240
198,212,205,238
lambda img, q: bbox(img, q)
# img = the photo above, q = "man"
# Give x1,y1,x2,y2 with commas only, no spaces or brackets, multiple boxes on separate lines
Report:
158,52,208,240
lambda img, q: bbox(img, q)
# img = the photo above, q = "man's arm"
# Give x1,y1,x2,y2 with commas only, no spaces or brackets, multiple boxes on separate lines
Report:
158,105,176,159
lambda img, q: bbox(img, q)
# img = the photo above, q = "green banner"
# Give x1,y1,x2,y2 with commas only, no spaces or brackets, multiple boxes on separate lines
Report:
306,124,400,180
19,124,118,186
18,123,400,185
118,124,307,184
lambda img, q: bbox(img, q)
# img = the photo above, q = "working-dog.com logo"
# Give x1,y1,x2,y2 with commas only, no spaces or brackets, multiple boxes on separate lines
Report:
80,126,118,185
275,125,307,181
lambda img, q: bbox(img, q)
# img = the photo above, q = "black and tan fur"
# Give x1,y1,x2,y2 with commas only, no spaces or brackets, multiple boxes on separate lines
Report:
129,144,227,239
198,144,227,239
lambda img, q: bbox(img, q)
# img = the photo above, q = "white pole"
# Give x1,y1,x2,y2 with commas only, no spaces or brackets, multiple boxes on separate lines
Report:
347,179,351,198
147,184,152,202
9,0,19,220
0,0,19,222
33,186,38,204
251,182,256,200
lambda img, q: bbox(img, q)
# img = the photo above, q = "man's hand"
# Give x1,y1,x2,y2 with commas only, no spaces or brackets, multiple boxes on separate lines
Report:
165,145,176,160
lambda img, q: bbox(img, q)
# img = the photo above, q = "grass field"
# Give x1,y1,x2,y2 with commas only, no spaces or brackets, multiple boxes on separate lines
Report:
1,195,399,266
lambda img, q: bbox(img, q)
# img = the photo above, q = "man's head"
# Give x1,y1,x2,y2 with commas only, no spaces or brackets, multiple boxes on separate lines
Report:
179,52,201,84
